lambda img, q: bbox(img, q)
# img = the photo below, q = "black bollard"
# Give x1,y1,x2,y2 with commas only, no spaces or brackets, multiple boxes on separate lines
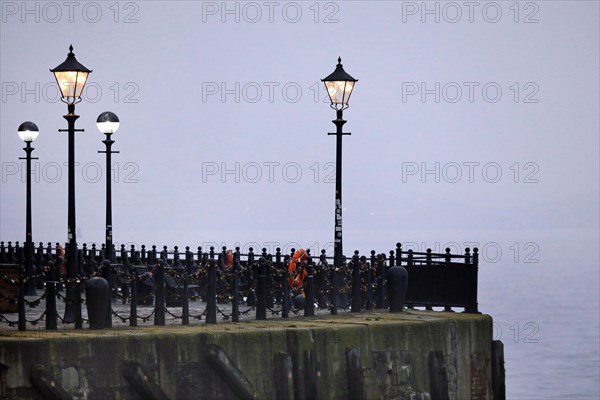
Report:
351,250,361,313
256,257,267,321
154,260,166,326
304,256,314,317
100,260,113,328
85,276,110,329
387,265,408,313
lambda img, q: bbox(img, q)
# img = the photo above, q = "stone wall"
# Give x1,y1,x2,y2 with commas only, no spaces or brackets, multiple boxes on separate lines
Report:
0,311,496,399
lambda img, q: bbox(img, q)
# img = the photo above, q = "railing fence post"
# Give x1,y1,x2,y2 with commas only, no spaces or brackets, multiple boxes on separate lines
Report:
256,257,267,320
173,245,180,268
246,247,256,307
17,262,26,331
467,248,480,313
263,248,274,308
129,264,138,327
444,248,452,312
376,253,387,309
154,260,165,326
426,248,433,310
370,251,378,310
196,246,202,268
318,250,328,309
304,256,315,317
161,246,168,264
36,242,44,290
282,254,290,318
130,245,137,265
86,244,96,277
182,247,190,325
44,261,58,330
15,241,22,266
82,243,88,275
396,243,402,266
330,245,338,315
363,255,372,311
7,242,15,264
100,260,113,328
206,249,217,324
150,245,157,265
351,250,361,313
232,247,240,322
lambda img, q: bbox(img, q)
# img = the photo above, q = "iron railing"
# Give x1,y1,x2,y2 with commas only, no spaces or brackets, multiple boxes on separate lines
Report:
0,241,479,331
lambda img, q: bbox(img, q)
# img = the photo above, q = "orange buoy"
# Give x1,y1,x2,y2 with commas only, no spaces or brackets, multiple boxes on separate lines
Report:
287,248,308,288
225,249,234,269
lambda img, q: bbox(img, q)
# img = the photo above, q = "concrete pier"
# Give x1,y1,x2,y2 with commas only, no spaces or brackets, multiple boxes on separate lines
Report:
0,310,497,399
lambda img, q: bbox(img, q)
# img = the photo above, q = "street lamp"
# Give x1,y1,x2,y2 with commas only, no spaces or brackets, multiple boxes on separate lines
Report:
18,122,39,298
51,45,92,328
322,57,357,315
97,112,120,264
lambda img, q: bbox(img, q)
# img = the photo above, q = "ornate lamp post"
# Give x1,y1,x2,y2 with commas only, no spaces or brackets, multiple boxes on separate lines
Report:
322,57,357,315
97,112,120,264
51,45,92,327
18,122,39,298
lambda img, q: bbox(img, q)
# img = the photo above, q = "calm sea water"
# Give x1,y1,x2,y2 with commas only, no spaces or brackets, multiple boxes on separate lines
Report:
479,260,600,399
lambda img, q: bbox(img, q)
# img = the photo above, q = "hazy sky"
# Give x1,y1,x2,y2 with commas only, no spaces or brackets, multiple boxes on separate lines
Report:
1,2,599,398
1,1,598,260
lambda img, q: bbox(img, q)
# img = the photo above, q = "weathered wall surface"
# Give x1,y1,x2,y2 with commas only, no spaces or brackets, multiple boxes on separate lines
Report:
0,311,495,399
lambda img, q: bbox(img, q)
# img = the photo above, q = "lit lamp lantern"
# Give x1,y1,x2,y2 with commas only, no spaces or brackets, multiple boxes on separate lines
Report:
50,45,92,105
322,57,358,111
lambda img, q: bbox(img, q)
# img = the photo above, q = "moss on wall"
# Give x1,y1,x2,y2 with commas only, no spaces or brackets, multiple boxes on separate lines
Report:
0,311,493,400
